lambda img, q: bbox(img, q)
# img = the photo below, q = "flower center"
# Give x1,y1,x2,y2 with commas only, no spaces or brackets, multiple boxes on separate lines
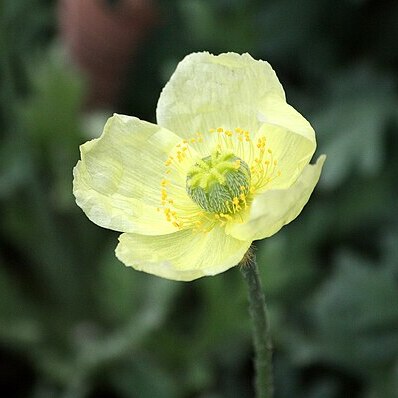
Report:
159,126,281,231
186,151,251,214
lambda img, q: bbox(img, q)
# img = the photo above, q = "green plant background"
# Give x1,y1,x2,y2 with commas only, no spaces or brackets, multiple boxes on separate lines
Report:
1,1,398,397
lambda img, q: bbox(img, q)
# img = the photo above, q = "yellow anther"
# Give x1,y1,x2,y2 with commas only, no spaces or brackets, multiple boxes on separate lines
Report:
217,127,224,133
209,128,215,133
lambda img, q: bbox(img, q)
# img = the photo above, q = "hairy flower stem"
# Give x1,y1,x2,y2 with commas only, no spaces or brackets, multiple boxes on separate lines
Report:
240,248,273,398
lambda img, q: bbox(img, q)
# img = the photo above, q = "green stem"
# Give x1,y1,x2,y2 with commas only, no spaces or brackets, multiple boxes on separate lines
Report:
240,248,273,398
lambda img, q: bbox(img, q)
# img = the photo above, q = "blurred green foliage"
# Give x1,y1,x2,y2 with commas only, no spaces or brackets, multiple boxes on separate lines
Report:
1,0,398,397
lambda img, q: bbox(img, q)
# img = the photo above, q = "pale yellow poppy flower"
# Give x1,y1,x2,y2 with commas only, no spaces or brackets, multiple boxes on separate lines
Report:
73,52,325,281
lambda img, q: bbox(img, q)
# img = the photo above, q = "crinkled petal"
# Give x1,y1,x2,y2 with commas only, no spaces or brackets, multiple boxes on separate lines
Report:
157,52,286,142
226,155,326,241
73,114,192,234
115,227,252,281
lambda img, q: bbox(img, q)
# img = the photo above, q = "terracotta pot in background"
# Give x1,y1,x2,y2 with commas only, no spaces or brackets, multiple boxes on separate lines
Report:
58,0,157,108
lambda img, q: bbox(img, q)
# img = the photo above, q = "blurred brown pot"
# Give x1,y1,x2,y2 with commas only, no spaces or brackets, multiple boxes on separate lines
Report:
58,0,157,108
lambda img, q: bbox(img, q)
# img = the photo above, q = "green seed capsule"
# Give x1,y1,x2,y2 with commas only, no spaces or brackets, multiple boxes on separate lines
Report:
186,151,250,214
